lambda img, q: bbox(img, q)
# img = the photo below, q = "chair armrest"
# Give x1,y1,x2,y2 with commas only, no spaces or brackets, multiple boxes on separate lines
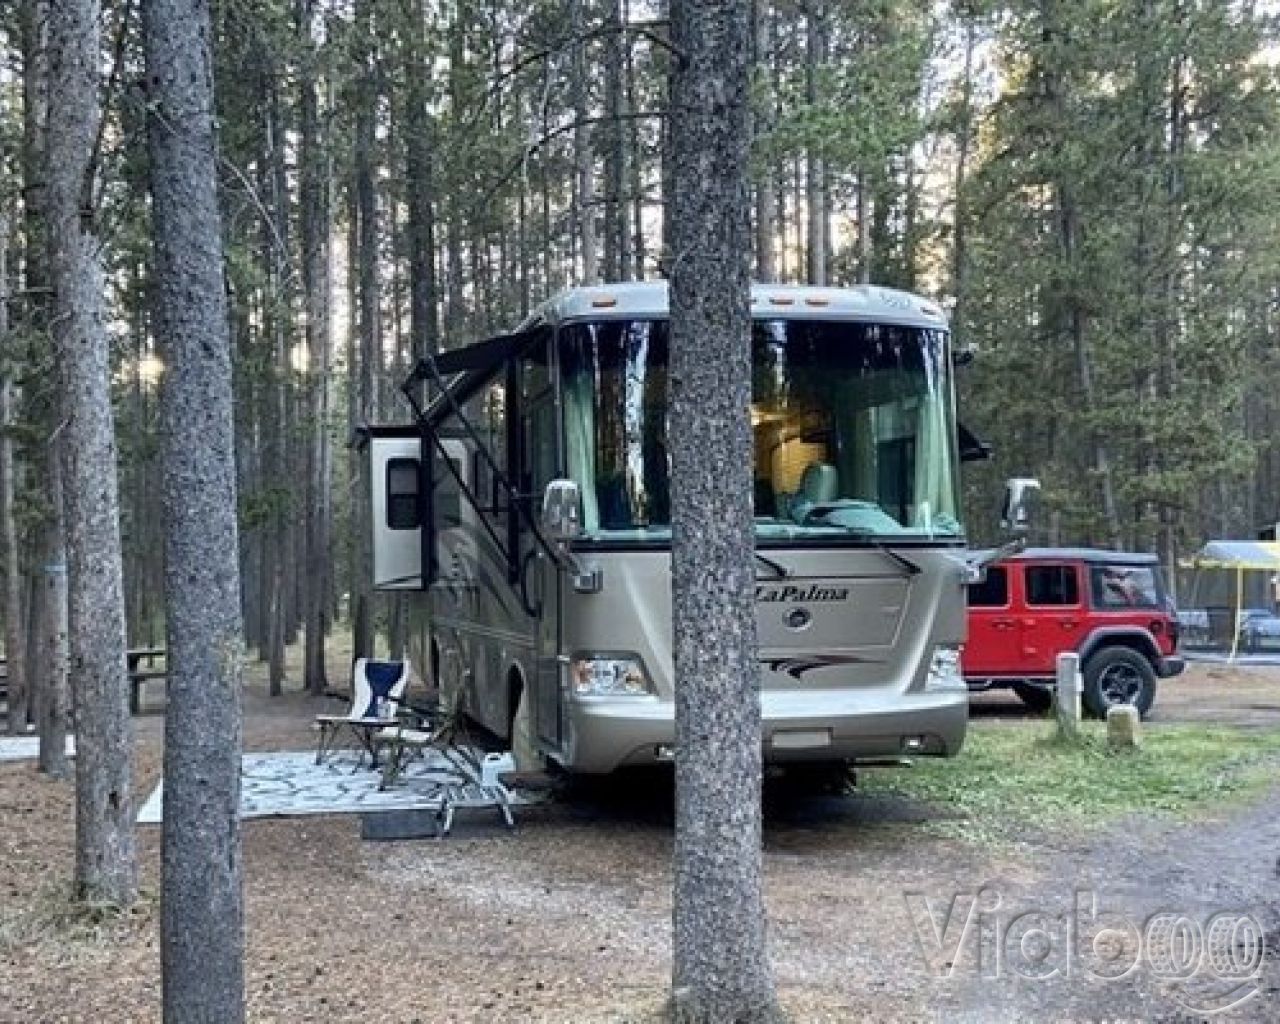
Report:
387,696,442,726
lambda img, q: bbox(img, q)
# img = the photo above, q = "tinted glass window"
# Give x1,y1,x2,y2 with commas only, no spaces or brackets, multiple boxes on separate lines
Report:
387,458,420,530
967,567,1008,607
560,318,960,540
1090,565,1160,609
435,456,461,528
1025,565,1079,606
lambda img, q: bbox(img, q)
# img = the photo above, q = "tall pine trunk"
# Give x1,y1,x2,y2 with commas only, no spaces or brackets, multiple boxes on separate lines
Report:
299,0,331,694
668,1,778,1020
351,0,379,661
35,439,69,778
570,0,598,282
752,1,777,282
144,0,246,1017
804,4,826,285
0,211,27,737
47,0,137,905
18,0,49,741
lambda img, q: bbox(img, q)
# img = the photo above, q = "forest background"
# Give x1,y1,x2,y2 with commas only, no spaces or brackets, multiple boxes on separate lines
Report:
1,0,1278,697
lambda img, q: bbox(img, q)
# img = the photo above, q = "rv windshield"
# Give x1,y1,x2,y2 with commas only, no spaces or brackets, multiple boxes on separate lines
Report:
560,318,962,543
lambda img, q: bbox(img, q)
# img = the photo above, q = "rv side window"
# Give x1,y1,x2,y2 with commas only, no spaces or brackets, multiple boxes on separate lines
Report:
386,458,421,530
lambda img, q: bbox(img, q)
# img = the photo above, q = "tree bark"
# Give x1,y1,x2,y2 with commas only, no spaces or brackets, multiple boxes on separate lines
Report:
603,0,627,281
0,211,28,737
404,0,440,360
18,0,49,741
299,0,331,695
34,440,69,779
46,0,137,905
752,0,777,282
804,3,827,285
570,0,598,282
950,14,977,343
143,0,246,1017
668,1,778,1021
351,0,379,661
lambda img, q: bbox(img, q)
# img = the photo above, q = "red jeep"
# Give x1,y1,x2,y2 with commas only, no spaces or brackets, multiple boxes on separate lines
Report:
962,548,1185,717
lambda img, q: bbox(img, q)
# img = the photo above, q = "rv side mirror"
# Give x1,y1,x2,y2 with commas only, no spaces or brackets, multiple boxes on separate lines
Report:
542,479,582,543
1000,477,1040,534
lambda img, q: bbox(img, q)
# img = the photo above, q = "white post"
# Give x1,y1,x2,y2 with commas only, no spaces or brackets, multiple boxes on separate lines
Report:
1055,652,1081,733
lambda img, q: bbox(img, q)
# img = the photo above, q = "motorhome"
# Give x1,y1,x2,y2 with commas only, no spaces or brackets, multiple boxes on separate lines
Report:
366,282,1002,774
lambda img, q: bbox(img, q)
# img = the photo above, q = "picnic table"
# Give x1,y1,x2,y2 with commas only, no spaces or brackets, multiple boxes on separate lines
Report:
0,649,167,722
128,647,167,715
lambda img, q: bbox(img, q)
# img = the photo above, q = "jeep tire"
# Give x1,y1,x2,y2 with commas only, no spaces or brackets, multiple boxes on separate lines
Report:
1082,646,1156,719
1012,682,1053,713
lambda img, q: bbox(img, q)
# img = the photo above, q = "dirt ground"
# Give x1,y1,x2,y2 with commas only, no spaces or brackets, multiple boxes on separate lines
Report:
3,657,1279,1023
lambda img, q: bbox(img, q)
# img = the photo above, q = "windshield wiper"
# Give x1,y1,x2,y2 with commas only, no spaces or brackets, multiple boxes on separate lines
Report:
873,543,922,576
753,551,791,579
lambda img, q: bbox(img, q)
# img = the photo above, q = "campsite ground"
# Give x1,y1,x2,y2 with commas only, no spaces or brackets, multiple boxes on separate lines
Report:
3,652,1280,1023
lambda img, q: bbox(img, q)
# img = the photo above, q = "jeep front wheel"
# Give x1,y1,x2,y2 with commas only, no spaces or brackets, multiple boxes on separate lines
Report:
1082,647,1156,719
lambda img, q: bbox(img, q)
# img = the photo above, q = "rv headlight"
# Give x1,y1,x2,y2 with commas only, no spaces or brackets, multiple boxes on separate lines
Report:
570,655,654,697
925,645,965,692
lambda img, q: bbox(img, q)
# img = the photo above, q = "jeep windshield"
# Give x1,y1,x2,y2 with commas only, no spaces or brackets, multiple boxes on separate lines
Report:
560,317,962,543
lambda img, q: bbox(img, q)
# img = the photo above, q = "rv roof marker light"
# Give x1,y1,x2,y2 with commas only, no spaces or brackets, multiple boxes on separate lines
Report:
768,295,795,306
920,303,943,318
591,296,618,308
804,296,831,307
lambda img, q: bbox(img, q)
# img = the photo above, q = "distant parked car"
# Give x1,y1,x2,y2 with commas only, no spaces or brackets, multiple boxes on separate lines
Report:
963,548,1185,718
1237,608,1280,652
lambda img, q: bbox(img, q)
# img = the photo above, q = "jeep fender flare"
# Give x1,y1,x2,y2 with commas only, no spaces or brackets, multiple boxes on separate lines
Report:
1078,627,1161,667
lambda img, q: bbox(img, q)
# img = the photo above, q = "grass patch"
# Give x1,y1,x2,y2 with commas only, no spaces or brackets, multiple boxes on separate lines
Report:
859,721,1280,842
0,881,155,954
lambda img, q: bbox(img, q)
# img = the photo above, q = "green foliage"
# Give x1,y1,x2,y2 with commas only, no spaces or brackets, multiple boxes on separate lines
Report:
959,0,1280,551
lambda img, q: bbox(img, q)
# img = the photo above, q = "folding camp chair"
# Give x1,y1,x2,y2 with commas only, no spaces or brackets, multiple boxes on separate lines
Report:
374,693,461,790
314,658,413,767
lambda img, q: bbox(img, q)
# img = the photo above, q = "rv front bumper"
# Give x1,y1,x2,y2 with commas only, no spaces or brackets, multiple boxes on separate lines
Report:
560,689,969,774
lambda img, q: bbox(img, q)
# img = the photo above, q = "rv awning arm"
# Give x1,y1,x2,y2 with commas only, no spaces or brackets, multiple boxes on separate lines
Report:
401,327,546,427
400,327,574,582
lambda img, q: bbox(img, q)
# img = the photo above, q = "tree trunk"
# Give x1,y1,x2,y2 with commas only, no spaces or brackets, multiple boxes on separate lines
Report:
570,0,598,282
667,1,778,1021
625,0,645,279
143,0,246,1017
752,1,777,282
856,173,871,285
35,440,69,779
263,73,288,696
804,4,827,285
404,0,440,360
603,0,626,281
351,0,379,662
0,211,28,736
299,0,331,695
950,15,977,343
20,0,52,746
46,0,137,905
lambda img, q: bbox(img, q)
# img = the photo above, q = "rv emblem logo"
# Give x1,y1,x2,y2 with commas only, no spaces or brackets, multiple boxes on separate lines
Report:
755,584,850,603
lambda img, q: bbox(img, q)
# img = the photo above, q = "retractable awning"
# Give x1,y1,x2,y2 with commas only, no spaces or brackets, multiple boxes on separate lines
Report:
1185,541,1280,570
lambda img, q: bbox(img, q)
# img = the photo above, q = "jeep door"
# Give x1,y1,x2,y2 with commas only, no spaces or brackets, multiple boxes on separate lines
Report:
1018,562,1088,672
963,566,1022,676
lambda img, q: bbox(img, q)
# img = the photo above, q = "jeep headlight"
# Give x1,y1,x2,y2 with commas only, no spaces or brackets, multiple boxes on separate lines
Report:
925,645,965,692
570,655,654,697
